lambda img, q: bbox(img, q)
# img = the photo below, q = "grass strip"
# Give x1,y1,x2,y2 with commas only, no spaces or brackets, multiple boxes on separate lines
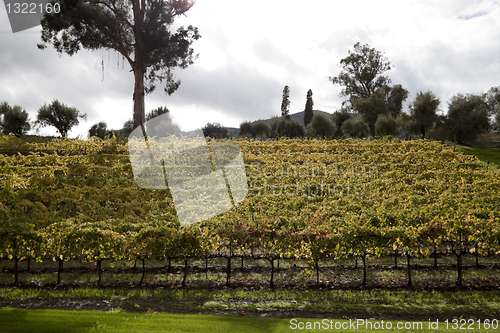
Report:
1,308,500,332
1,287,499,320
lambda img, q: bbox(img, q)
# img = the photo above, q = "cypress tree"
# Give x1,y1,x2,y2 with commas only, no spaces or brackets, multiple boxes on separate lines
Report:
304,89,314,126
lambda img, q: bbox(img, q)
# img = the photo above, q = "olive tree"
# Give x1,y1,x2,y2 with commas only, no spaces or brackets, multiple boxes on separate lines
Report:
36,100,86,138
0,102,31,137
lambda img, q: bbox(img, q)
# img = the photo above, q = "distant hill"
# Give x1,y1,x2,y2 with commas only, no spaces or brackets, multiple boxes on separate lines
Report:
287,110,332,125
185,110,333,138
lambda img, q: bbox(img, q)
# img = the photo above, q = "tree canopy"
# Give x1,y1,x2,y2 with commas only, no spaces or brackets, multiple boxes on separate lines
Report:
305,113,336,139
36,100,86,138
89,121,111,139
38,0,200,136
0,102,31,137
270,117,304,138
202,122,229,139
329,42,391,106
446,93,490,144
239,120,270,139
409,91,440,138
303,89,314,127
281,85,291,119
374,113,398,137
341,116,370,138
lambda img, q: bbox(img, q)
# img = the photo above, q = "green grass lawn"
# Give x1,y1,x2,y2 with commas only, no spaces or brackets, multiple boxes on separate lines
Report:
455,145,500,170
1,308,499,332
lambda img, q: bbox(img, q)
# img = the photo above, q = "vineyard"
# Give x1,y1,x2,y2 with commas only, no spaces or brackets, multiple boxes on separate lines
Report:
0,135,499,290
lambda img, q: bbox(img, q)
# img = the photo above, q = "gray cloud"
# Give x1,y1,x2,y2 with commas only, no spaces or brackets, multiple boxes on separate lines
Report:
160,62,285,121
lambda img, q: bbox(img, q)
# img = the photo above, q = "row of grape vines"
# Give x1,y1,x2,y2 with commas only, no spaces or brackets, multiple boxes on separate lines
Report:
0,135,499,288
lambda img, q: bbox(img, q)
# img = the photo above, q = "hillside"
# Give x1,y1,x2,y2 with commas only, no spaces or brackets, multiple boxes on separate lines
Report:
221,110,332,138
1,135,499,290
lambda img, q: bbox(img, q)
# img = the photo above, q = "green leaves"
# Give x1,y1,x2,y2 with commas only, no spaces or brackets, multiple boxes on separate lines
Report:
1,135,499,287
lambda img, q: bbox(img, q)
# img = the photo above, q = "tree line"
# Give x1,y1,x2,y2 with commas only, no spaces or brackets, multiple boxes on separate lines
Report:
0,98,233,141
238,43,500,143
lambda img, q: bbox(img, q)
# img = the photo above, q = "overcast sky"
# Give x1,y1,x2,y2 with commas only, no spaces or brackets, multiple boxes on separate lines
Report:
1,0,500,137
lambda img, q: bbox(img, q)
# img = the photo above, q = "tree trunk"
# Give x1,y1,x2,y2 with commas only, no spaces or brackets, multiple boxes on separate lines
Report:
394,249,398,268
139,257,146,286
456,236,463,286
456,252,463,286
131,0,146,133
226,242,232,287
433,246,438,268
57,258,63,286
361,252,367,286
205,256,209,280
315,261,320,284
226,255,231,287
97,259,102,288
406,253,412,287
133,67,146,134
269,258,275,289
27,257,31,272
475,243,479,268
14,255,19,286
182,258,188,288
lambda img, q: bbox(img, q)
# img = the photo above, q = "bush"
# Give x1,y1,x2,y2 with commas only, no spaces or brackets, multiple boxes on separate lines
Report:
341,116,370,138
270,117,305,138
89,122,111,139
331,109,352,137
374,114,398,137
239,121,254,138
305,113,336,139
239,120,271,139
445,93,490,144
203,123,229,139
0,102,31,137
